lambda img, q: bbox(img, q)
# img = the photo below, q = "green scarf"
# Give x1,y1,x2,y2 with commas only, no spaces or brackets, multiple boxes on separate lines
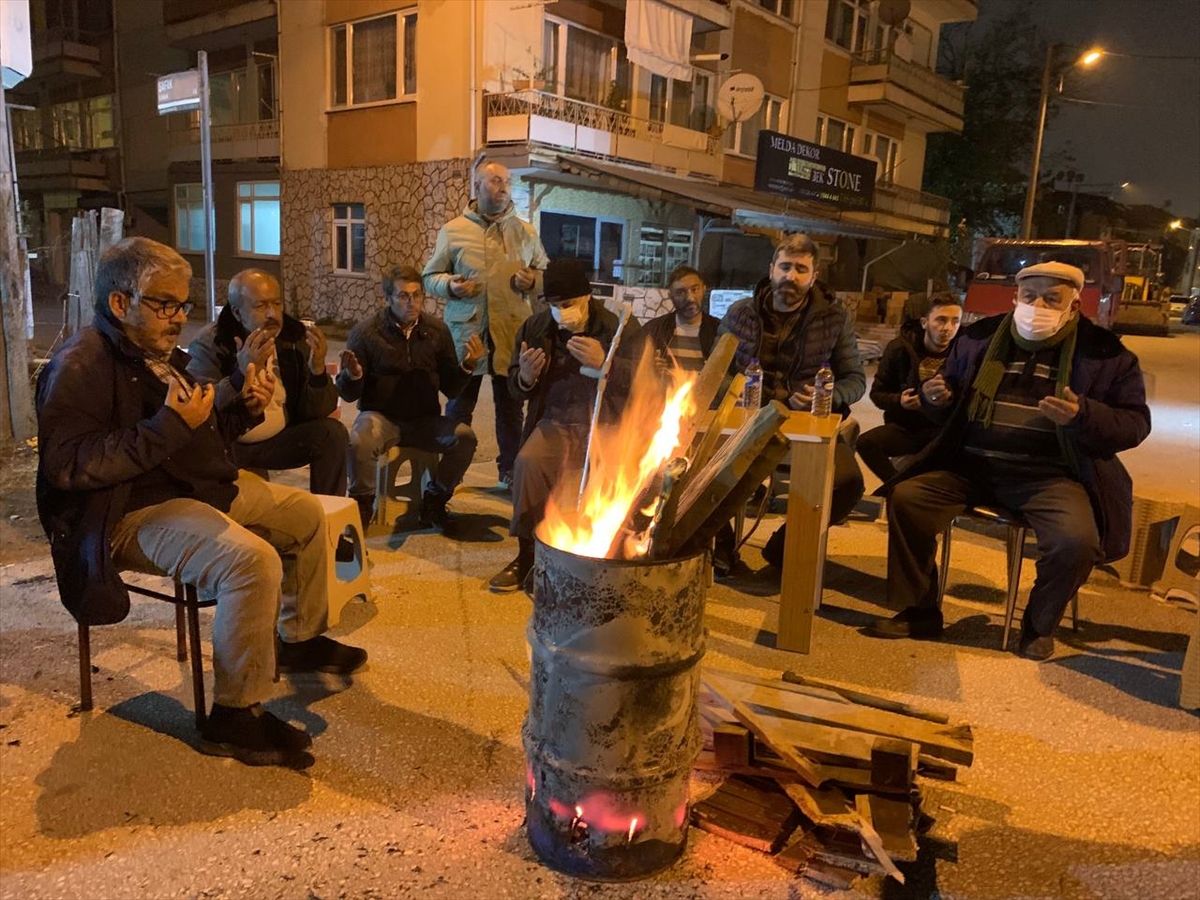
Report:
966,311,1081,475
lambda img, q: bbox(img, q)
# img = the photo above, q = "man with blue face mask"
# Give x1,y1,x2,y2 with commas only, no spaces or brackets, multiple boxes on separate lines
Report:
488,259,645,592
865,261,1151,660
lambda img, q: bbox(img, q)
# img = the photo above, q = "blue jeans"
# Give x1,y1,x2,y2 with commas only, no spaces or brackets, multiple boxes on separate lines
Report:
445,374,524,477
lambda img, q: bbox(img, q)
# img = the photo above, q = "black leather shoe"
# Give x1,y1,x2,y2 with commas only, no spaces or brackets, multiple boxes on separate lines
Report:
277,635,368,675
1018,630,1055,660
335,535,357,563
419,489,458,535
199,703,313,767
865,606,944,640
489,554,532,593
762,525,786,569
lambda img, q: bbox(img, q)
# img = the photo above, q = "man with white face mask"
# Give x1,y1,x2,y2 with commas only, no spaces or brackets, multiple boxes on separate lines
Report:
866,262,1151,661
488,259,645,592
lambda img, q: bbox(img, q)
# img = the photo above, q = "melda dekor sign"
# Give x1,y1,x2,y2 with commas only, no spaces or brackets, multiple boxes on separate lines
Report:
753,130,876,212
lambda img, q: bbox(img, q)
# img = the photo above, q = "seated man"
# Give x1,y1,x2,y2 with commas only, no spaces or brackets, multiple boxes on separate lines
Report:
718,233,867,570
489,259,645,592
36,237,366,768
857,293,962,482
867,262,1151,659
337,265,485,533
644,264,721,375
187,268,347,496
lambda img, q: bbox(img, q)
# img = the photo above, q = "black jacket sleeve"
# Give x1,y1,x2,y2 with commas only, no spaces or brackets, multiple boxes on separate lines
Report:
869,338,913,413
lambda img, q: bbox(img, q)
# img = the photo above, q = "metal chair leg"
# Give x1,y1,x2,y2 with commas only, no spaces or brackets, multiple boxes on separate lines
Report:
1070,591,1080,631
78,624,93,712
174,584,188,662
184,586,207,730
936,521,953,608
1001,525,1028,650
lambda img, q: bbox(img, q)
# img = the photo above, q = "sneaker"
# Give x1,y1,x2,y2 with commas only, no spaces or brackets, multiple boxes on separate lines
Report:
865,606,944,640
1018,630,1055,661
277,635,368,675
199,703,313,767
496,470,513,492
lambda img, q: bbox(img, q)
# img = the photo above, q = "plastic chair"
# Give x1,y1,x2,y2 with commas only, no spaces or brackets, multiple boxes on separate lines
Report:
314,494,371,625
374,445,439,530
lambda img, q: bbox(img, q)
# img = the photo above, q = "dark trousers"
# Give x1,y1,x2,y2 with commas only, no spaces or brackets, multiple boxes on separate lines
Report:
348,411,478,499
857,423,939,482
233,418,348,496
510,420,586,540
446,374,524,477
887,468,1101,636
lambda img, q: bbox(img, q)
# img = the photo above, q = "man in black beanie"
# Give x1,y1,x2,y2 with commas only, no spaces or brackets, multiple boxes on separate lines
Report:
488,259,645,591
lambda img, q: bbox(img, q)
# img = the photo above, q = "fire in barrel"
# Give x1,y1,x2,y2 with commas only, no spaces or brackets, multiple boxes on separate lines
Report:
523,330,791,880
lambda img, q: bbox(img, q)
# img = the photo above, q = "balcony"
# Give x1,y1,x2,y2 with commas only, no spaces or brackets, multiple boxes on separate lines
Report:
18,27,105,88
485,91,723,178
847,48,965,133
168,119,280,163
15,148,116,193
163,0,276,50
849,182,951,237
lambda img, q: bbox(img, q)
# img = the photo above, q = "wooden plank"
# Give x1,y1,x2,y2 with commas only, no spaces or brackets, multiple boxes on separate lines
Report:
871,737,918,791
713,774,799,820
686,372,746,478
692,805,782,854
868,794,919,863
692,775,801,854
693,749,807,783
782,671,952,724
717,668,853,705
780,781,859,828
854,794,906,883
802,859,861,890
706,673,974,766
726,698,827,787
713,723,753,767
679,332,740,444
917,755,959,782
738,703,878,769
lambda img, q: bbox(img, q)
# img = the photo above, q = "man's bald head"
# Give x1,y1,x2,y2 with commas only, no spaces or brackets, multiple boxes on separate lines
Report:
476,161,513,218
228,269,283,336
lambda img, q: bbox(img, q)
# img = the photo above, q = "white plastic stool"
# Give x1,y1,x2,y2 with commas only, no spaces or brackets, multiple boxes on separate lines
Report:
374,445,439,531
314,494,371,627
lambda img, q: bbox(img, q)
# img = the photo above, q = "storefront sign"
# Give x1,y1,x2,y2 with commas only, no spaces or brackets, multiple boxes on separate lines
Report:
754,130,876,212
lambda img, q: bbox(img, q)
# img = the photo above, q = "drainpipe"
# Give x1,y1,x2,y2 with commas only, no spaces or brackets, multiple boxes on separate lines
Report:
861,239,907,293
469,0,478,158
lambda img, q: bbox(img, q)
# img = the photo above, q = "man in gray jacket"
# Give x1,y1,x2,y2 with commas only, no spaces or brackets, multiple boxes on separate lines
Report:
423,161,549,492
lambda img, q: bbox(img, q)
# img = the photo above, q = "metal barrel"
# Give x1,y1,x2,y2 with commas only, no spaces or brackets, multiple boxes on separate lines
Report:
523,537,708,881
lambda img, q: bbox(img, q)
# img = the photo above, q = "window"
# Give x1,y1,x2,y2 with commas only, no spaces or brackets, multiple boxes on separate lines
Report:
542,18,628,107
333,204,367,274
825,0,875,53
757,0,795,19
815,114,856,153
174,183,210,253
724,95,785,157
651,71,713,132
861,132,900,183
237,182,280,257
329,11,417,109
12,108,40,152
637,226,693,287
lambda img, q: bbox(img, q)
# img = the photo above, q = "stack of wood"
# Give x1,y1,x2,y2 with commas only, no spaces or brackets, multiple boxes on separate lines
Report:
692,668,973,888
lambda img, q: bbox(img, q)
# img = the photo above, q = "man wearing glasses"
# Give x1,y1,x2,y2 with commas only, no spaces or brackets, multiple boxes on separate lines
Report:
36,238,367,768
187,268,347,496
338,265,486,534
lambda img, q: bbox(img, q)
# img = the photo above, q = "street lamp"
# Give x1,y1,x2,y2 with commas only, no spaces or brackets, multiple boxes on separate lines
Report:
1021,45,1105,239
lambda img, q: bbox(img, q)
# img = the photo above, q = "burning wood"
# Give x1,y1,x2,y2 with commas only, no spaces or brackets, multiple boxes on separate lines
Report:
694,668,974,889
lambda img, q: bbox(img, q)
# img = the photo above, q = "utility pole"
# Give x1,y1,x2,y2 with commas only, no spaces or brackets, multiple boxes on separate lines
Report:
0,80,36,444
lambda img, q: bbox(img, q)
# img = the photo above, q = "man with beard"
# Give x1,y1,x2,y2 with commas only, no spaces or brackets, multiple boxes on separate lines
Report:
857,293,963,482
644,265,720,375
718,233,866,569
36,238,367,768
866,262,1150,660
338,265,486,534
187,269,347,496
424,160,549,493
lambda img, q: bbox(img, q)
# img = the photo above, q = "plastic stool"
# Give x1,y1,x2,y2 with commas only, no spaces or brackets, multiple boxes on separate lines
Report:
1152,505,1200,604
374,445,439,531
314,494,371,626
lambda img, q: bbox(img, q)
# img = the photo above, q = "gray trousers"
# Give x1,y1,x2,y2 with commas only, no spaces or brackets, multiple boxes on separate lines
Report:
511,420,586,539
110,472,330,708
348,411,478,498
887,468,1101,636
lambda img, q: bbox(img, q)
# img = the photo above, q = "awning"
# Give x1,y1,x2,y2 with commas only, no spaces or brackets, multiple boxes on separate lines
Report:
540,156,909,242
624,0,693,81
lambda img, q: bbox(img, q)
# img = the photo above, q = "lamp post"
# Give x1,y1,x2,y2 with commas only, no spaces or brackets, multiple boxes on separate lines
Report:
1171,220,1200,299
1021,45,1104,240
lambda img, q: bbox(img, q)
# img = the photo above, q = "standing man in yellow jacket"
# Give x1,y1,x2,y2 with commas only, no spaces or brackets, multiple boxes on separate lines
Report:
424,161,549,491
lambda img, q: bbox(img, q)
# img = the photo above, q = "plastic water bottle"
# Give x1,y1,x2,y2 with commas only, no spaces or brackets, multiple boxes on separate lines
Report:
811,362,834,418
741,358,763,410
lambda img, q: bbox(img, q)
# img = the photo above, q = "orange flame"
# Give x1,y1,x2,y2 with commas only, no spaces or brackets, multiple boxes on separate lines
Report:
539,353,696,559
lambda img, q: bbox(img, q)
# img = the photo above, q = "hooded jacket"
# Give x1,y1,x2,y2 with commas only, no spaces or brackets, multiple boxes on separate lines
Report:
869,319,953,431
882,313,1151,563
717,278,865,416
35,314,261,625
185,305,338,424
423,201,549,376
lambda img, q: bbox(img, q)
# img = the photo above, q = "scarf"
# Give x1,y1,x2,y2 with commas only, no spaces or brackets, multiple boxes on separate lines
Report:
967,311,1081,475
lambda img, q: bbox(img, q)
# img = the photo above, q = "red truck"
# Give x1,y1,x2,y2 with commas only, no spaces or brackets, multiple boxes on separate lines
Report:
965,238,1126,328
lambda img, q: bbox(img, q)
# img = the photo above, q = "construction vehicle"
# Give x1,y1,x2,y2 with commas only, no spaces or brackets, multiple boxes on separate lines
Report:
1116,243,1172,335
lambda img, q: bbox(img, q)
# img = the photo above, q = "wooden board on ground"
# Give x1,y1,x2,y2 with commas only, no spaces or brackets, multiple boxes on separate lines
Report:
782,671,952,724
705,671,974,766
692,775,802,854
726,698,827,788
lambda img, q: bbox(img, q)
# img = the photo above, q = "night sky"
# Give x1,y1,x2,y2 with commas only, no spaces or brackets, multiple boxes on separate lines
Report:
977,0,1200,218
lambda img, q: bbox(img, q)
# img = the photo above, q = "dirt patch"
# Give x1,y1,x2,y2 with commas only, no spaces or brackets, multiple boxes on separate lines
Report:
0,441,47,566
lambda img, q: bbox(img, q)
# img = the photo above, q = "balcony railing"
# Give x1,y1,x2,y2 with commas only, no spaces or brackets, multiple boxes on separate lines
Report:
873,182,951,228
169,118,279,148
850,47,965,123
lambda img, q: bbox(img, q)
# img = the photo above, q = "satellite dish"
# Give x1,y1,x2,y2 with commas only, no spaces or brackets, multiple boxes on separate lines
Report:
716,74,765,123
877,0,911,26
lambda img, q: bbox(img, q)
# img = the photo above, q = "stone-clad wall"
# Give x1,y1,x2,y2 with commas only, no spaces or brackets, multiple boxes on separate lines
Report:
280,159,471,324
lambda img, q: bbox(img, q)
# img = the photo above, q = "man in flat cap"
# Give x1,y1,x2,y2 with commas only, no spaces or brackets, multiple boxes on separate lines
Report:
488,259,644,592
865,261,1151,659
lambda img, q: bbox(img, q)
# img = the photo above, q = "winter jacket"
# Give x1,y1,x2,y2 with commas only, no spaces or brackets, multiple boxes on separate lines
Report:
35,314,261,625
869,320,952,431
336,308,472,423
185,306,338,424
423,201,550,376
507,299,646,445
884,314,1151,563
718,279,865,416
643,310,721,360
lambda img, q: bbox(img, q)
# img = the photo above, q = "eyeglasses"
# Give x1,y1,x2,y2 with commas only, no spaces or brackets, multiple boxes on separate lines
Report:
134,293,194,319
393,291,424,303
